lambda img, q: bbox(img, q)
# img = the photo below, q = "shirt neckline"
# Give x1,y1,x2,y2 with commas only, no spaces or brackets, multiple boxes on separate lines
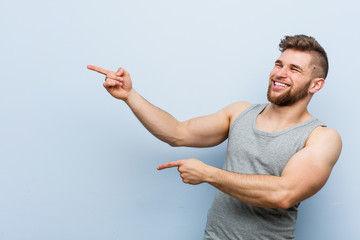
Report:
252,104,316,137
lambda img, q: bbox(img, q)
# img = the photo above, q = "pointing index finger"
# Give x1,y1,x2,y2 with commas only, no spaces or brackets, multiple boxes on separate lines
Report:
157,160,182,170
87,65,110,75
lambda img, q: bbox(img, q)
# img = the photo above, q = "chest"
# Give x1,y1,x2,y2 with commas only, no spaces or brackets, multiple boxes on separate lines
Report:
224,120,308,176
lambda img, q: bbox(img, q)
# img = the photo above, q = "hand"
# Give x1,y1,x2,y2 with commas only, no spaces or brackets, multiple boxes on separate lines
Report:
87,65,133,100
157,158,211,185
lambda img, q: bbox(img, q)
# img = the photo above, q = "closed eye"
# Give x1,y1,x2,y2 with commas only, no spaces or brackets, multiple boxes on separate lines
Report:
291,67,301,72
290,64,303,73
275,60,283,68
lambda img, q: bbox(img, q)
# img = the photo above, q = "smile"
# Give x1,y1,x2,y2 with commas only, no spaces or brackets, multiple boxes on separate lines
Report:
273,80,290,89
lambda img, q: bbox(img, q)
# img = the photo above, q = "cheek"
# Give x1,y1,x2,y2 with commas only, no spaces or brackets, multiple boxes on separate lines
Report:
269,71,275,79
269,68,280,77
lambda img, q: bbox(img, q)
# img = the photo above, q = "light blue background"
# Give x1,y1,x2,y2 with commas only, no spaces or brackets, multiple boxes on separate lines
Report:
1,0,359,239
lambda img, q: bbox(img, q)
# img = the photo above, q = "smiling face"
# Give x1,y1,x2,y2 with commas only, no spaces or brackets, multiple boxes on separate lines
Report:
267,49,315,106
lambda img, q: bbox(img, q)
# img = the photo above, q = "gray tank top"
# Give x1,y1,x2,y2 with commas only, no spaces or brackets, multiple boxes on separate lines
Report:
204,104,325,240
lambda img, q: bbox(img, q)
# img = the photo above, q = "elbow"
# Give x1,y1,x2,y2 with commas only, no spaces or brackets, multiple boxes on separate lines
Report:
270,191,296,210
153,125,185,147
276,199,293,210
168,140,183,147
167,136,186,147
167,124,187,147
168,142,177,147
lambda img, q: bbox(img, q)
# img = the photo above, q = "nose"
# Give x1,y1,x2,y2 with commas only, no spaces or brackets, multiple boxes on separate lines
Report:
275,67,288,79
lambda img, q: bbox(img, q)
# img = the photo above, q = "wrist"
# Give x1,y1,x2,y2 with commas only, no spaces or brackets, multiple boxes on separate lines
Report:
124,88,136,103
203,165,220,184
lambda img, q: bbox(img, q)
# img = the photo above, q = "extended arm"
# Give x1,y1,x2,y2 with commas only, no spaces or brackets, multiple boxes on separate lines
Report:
124,89,237,147
158,126,342,209
87,65,250,147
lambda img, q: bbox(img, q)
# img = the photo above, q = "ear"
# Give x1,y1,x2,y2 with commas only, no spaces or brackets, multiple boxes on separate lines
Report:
309,78,325,94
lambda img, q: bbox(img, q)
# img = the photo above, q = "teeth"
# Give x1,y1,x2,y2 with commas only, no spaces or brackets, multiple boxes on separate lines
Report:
274,81,288,88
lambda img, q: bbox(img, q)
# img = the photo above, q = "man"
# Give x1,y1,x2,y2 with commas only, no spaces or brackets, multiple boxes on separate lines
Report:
87,35,342,239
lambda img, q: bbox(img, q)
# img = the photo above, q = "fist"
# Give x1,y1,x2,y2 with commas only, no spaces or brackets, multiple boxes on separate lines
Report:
157,158,210,185
87,65,133,101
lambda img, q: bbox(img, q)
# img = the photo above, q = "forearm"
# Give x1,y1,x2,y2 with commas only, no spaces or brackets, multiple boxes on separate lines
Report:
88,65,225,147
125,89,182,146
205,166,291,209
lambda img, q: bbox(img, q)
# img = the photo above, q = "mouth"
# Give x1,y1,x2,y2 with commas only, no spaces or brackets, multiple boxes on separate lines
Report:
272,80,290,90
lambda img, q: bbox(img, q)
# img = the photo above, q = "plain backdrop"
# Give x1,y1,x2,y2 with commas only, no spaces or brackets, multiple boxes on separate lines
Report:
1,0,359,239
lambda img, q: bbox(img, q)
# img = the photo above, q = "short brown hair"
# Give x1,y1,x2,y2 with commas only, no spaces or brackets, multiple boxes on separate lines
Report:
279,35,329,79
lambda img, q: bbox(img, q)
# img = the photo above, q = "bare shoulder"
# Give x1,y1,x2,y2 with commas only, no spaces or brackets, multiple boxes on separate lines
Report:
305,126,342,165
221,101,252,125
307,126,342,146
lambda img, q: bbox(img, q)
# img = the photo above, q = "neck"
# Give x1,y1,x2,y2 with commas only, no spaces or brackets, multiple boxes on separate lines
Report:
263,98,312,125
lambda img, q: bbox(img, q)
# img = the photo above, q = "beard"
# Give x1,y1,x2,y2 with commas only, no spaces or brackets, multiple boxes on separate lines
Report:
267,80,311,106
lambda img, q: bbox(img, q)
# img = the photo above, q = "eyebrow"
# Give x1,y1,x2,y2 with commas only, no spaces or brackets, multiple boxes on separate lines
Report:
275,60,304,72
290,64,303,72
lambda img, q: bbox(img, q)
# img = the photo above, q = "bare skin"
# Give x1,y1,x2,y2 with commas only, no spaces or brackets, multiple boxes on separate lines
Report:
87,49,342,209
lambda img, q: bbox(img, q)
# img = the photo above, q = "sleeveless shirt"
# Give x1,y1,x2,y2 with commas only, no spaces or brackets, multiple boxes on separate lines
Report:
204,104,325,240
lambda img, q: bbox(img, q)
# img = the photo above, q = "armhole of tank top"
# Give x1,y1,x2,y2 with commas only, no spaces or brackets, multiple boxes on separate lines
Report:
228,104,259,135
301,122,327,148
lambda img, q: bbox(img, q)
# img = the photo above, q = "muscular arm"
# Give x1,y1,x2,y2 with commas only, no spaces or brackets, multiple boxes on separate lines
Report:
158,127,342,209
126,92,250,147
87,65,250,147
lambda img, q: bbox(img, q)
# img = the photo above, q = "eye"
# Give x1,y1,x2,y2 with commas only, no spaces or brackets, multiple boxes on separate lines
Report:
291,67,300,73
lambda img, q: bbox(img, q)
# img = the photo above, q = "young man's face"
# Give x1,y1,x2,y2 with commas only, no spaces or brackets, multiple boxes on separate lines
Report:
267,49,315,106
